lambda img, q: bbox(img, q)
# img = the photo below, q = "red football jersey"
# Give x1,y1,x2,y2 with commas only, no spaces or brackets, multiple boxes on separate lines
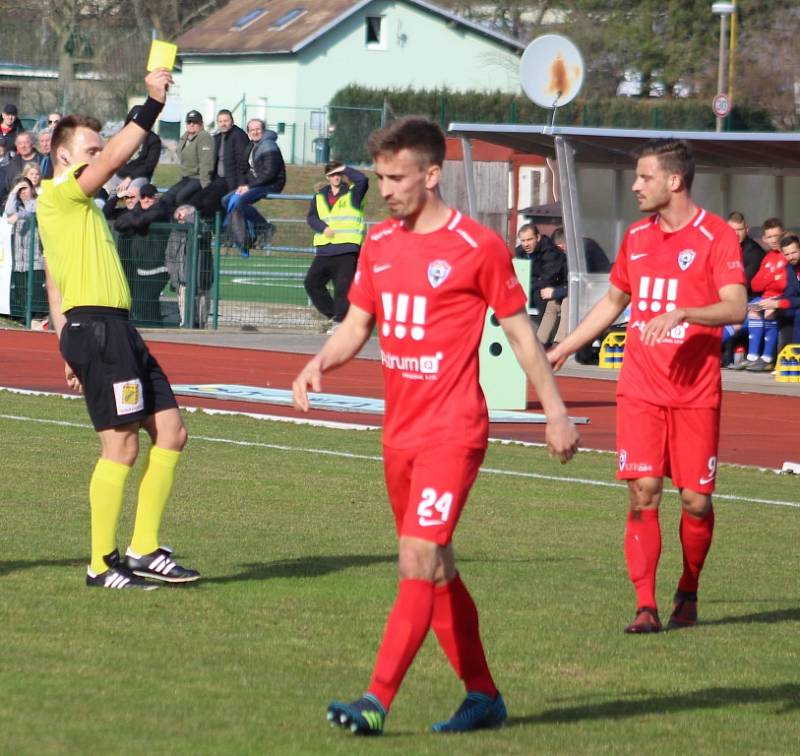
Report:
611,207,745,408
348,209,528,449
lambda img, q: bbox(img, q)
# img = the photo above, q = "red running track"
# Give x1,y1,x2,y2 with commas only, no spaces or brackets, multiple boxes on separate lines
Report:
1,329,796,469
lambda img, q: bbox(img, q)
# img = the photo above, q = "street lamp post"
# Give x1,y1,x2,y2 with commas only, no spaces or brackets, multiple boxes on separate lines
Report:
712,2,736,132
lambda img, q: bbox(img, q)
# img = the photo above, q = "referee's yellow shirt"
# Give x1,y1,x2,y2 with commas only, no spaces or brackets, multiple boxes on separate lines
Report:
37,164,132,312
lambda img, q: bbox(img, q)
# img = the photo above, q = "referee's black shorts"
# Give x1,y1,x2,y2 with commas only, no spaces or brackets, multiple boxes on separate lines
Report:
59,307,178,431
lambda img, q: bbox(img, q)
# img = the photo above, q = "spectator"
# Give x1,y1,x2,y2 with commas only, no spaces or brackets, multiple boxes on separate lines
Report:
46,112,62,128
105,105,162,200
113,183,171,327
5,132,42,191
165,204,213,328
721,211,765,365
0,104,23,151
160,110,214,211
733,217,786,371
224,118,286,257
538,226,569,346
4,174,46,319
37,129,54,179
514,222,564,324
192,109,250,220
774,233,800,344
727,211,765,296
305,161,368,331
0,137,9,207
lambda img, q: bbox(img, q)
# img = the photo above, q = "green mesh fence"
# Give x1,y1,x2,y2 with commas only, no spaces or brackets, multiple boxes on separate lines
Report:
13,198,363,332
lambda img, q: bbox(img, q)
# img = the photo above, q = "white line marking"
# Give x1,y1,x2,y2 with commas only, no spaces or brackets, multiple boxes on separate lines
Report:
1,404,798,510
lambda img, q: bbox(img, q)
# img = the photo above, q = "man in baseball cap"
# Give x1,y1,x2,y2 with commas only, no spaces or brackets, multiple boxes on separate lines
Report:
1,103,23,151
160,109,214,211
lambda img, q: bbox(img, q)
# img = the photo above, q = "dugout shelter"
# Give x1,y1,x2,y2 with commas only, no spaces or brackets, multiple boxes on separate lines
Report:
448,124,800,334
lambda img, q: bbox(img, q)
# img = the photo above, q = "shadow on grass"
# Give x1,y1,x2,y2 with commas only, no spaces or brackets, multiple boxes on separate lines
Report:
204,553,395,584
702,607,800,626
507,683,800,727
0,557,85,577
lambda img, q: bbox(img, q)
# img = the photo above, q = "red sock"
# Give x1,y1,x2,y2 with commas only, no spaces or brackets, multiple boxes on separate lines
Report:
368,579,435,711
624,508,661,609
431,574,497,697
677,506,715,593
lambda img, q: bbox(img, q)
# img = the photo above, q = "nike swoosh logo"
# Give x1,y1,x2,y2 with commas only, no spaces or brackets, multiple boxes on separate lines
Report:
373,264,392,273
699,475,716,485
631,253,648,261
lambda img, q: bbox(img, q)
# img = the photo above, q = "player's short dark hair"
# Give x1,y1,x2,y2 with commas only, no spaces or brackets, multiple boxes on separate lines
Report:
633,138,695,191
779,233,799,249
762,217,784,233
518,223,539,236
728,211,746,224
51,114,102,155
367,117,446,168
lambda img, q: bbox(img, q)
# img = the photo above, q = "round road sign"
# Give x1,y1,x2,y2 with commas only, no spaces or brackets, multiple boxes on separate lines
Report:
712,93,730,118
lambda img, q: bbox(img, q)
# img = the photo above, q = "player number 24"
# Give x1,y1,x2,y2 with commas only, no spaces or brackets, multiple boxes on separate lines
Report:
417,487,453,525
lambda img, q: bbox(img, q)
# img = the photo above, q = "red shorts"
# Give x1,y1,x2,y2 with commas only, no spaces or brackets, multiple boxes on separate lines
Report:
616,396,720,494
383,445,486,546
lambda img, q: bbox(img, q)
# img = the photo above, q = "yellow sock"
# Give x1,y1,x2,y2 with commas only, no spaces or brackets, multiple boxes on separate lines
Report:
129,446,182,556
89,458,132,574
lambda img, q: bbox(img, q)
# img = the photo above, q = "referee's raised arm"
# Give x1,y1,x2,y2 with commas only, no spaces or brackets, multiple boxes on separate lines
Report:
74,69,172,197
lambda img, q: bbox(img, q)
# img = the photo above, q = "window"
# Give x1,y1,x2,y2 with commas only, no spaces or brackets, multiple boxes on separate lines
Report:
270,7,306,30
231,8,267,31
365,16,384,49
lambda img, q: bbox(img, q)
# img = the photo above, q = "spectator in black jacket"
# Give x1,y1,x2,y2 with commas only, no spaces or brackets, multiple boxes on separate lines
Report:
193,109,250,219
721,211,766,365
224,118,286,256
106,104,162,199
514,223,564,324
727,211,765,297
113,183,171,326
0,104,23,151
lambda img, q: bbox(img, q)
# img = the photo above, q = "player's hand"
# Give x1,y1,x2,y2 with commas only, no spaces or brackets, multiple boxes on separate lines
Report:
144,68,173,103
236,185,248,195
640,309,686,346
292,360,322,412
545,413,580,464
540,287,554,300
547,343,569,372
323,227,335,238
64,362,82,393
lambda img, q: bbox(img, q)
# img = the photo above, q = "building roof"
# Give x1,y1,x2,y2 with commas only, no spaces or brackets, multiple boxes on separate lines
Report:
447,123,800,173
177,0,525,56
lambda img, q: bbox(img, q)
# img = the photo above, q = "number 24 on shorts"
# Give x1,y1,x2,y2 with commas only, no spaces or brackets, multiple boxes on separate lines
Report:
417,488,453,527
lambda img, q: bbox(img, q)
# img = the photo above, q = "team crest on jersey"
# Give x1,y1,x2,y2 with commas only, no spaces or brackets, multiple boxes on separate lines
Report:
677,249,696,271
619,449,627,472
428,260,451,288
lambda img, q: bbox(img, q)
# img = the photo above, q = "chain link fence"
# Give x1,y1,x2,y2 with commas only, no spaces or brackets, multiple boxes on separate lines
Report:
5,197,355,333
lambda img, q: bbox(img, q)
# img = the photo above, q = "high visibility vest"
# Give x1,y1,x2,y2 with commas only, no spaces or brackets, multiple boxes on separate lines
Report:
313,190,366,247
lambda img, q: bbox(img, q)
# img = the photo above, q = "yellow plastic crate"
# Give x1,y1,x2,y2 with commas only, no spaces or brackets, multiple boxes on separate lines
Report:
775,343,800,383
599,331,626,369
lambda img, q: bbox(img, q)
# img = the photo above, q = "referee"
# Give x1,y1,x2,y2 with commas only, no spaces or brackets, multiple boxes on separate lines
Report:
37,69,200,590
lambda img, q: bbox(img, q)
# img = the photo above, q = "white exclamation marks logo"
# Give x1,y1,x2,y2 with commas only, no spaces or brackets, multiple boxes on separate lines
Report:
665,279,678,312
411,296,426,340
638,276,650,311
394,293,409,338
381,292,393,337
650,278,665,312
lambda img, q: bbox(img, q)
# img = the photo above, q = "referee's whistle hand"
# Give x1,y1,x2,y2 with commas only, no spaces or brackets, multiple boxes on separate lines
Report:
144,69,173,103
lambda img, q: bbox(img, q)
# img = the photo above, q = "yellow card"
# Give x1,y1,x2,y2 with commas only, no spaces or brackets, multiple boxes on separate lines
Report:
147,39,177,72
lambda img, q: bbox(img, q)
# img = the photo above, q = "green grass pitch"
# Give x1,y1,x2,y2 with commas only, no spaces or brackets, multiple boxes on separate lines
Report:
1,391,798,754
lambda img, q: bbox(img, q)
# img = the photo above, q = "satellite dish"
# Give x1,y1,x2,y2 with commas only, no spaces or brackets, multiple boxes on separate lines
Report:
520,34,584,110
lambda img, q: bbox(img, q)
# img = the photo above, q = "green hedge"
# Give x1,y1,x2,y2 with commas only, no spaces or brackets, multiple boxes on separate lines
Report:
328,84,775,163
